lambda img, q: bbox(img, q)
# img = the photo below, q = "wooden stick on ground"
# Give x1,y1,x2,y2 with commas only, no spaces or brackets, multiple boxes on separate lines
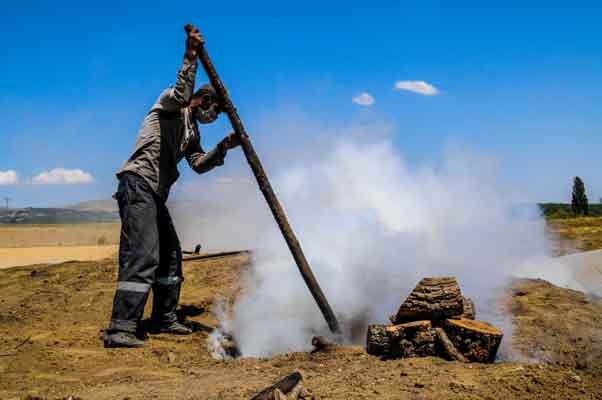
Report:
186,23,340,334
434,327,468,363
250,372,303,400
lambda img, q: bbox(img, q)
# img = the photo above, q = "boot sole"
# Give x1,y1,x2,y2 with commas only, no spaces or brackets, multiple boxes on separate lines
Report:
104,340,145,348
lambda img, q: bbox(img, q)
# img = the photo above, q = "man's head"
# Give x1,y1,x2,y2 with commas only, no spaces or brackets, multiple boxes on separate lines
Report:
190,83,222,124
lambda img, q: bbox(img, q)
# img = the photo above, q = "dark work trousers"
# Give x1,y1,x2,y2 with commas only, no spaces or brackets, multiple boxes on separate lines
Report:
108,172,183,334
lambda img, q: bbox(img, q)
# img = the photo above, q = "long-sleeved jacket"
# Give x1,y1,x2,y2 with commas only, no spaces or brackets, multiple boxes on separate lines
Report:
117,56,226,201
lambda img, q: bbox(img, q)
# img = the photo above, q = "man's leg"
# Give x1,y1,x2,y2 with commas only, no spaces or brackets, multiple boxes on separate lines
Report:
105,173,160,347
150,202,191,334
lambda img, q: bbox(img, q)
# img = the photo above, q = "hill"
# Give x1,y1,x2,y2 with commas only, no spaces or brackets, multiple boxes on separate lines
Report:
0,207,119,224
66,199,118,213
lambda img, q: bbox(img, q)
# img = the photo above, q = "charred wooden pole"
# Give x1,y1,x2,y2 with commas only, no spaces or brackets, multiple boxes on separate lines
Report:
185,24,340,334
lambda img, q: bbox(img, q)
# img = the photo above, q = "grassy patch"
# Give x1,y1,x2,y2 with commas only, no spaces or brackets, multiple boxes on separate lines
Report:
547,217,602,254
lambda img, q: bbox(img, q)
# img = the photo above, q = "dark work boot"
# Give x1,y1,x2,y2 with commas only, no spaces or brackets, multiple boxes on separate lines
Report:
149,282,192,335
150,320,193,335
103,331,145,348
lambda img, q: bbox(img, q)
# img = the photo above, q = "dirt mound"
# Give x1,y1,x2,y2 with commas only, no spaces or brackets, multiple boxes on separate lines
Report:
1,257,601,399
508,278,602,372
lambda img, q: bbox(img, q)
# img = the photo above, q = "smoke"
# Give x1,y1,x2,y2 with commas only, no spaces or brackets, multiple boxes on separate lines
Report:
173,112,559,358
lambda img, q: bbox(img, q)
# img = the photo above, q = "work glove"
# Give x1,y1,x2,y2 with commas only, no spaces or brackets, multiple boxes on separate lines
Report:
218,132,241,152
184,24,204,59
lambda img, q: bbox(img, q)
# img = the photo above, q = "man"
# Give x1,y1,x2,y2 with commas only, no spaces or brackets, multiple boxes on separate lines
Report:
104,26,239,348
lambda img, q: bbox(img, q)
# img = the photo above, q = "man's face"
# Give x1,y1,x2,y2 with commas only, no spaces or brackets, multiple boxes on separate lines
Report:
194,93,221,124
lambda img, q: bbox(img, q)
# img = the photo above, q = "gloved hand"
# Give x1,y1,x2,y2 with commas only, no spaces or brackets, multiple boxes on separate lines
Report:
218,132,241,151
184,24,204,59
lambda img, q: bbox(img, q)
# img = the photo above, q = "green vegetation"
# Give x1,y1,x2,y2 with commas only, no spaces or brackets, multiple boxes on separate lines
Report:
571,176,589,217
540,203,602,219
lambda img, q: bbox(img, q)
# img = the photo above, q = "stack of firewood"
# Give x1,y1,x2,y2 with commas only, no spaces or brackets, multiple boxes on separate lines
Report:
366,277,503,363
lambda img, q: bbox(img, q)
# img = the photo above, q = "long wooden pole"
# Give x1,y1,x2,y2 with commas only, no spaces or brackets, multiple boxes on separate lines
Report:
186,24,340,334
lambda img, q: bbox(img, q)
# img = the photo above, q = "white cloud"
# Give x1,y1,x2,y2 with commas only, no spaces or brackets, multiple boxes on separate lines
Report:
0,170,18,185
352,92,375,107
393,80,439,96
32,168,94,185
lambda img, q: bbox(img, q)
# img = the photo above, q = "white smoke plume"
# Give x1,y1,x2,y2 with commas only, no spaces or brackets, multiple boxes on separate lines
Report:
173,113,558,358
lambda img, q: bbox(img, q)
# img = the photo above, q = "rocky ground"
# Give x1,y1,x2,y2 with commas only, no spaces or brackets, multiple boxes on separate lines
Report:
1,254,601,399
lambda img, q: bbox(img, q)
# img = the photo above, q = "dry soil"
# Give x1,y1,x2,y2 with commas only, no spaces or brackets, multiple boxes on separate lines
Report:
1,253,601,399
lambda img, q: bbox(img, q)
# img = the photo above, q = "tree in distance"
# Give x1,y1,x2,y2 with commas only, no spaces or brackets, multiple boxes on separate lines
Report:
571,176,589,217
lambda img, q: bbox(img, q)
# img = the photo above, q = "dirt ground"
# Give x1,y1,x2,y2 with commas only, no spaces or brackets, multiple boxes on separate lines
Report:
1,253,601,400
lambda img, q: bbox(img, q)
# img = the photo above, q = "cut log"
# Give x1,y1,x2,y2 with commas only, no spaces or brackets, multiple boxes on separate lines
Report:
443,318,503,363
250,372,303,400
434,327,468,362
461,297,476,320
366,325,390,356
388,320,437,358
393,277,464,323
311,336,337,353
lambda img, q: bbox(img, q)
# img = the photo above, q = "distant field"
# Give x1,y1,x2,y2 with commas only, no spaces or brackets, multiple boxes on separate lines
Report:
546,216,602,254
0,223,120,248
0,245,118,269
0,215,601,268
0,223,120,269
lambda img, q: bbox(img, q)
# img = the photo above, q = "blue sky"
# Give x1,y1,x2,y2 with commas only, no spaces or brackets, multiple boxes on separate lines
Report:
1,1,600,207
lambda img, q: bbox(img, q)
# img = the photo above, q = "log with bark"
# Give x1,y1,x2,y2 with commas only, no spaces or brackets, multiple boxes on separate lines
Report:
250,372,304,400
367,321,437,358
443,318,503,363
392,277,464,324
367,276,503,363
366,324,391,356
461,296,476,320
388,320,437,359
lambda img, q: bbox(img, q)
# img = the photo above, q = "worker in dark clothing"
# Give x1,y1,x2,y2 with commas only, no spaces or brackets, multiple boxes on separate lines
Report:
104,26,239,348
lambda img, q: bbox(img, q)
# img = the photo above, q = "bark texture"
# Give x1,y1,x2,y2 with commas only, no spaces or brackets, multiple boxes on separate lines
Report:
434,327,468,362
388,320,437,358
366,325,390,356
367,276,503,363
461,296,476,320
444,318,503,363
393,277,464,323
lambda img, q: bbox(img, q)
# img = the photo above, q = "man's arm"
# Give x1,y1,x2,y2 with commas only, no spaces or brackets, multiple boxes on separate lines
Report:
157,28,204,112
185,133,240,174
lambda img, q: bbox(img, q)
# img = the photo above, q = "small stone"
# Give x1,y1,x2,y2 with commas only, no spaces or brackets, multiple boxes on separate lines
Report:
414,382,425,388
167,352,176,363
569,374,581,383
